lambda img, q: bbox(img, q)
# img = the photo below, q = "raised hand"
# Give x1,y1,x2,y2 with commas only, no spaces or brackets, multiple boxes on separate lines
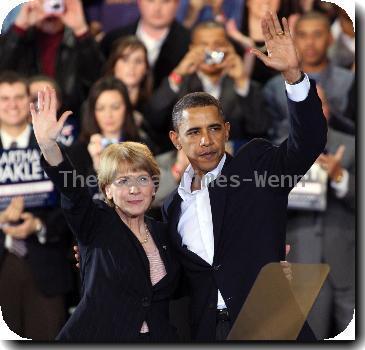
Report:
14,0,47,30
251,11,302,83
173,46,205,77
57,0,88,36
30,87,72,148
30,87,72,166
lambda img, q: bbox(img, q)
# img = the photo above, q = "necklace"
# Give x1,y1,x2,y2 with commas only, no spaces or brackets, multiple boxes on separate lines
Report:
139,223,150,244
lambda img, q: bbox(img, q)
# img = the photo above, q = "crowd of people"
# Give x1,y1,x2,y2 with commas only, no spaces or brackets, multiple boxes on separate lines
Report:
0,0,355,341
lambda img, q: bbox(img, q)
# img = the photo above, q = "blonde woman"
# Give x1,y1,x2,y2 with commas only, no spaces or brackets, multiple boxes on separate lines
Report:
31,87,180,341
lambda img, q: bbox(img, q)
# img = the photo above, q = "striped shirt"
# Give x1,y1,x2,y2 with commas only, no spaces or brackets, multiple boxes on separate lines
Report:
140,246,167,333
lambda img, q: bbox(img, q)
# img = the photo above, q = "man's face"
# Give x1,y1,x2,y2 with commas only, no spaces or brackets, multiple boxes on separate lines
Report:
192,27,230,76
0,83,30,127
294,19,332,66
169,105,230,175
138,0,179,30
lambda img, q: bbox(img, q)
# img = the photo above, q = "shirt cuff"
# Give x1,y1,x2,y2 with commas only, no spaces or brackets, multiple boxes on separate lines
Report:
330,169,349,199
285,73,311,102
235,80,250,97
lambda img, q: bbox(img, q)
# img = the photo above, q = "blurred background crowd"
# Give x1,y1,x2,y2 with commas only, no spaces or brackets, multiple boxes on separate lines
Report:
0,0,355,341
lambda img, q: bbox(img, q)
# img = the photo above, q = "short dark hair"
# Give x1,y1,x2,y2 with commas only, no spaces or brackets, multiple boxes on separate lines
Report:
295,11,331,32
172,92,225,131
0,71,29,94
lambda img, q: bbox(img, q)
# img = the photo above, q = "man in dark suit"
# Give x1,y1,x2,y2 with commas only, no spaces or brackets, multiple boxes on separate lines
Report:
100,0,191,90
0,72,72,340
162,12,328,341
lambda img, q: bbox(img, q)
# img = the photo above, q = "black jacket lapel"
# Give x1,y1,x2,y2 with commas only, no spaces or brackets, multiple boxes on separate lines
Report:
209,153,233,260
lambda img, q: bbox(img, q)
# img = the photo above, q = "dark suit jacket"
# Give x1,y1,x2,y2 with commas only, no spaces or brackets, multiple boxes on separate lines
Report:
0,130,73,296
42,153,180,341
162,80,328,341
100,20,191,89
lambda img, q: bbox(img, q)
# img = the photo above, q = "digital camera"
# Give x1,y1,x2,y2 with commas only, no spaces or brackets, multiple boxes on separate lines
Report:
43,0,65,14
205,50,225,65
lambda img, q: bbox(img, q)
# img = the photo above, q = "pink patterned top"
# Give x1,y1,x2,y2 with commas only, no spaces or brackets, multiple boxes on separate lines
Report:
140,247,167,333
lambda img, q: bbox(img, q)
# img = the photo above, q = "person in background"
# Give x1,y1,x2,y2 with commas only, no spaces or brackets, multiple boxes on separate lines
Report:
84,0,140,41
146,21,270,149
263,11,354,145
0,71,72,340
329,7,355,70
100,0,190,90
239,0,284,83
176,0,244,29
0,0,104,117
66,77,155,199
286,85,355,339
103,36,162,150
28,75,78,147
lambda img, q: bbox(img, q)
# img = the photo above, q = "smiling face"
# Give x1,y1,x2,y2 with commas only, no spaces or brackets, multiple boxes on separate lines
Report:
94,90,126,137
169,105,230,176
0,82,30,128
114,47,148,89
105,169,155,218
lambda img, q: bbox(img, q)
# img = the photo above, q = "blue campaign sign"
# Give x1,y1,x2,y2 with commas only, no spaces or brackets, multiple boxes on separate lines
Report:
0,147,58,210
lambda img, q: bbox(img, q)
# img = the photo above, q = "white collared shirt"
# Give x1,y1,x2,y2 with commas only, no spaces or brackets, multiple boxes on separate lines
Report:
178,154,227,309
0,124,31,149
177,74,311,310
136,21,169,67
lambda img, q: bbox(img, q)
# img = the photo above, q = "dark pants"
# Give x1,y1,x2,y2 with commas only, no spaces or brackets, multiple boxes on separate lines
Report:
0,252,66,340
216,309,231,341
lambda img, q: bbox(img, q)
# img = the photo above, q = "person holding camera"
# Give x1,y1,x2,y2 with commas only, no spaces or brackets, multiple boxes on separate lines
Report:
0,0,103,118
65,76,156,199
145,21,270,149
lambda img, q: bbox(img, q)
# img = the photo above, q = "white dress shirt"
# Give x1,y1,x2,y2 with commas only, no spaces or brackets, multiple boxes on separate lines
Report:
136,22,169,67
177,74,311,310
1,124,46,247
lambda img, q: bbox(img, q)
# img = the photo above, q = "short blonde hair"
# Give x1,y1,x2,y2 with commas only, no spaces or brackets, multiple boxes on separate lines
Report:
98,142,160,207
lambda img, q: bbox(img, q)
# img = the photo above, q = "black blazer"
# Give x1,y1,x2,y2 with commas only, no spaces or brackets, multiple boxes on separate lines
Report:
0,130,73,297
100,20,191,89
41,153,180,341
162,80,328,341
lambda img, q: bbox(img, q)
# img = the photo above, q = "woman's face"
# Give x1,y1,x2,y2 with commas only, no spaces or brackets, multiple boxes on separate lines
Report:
95,90,126,136
247,0,281,19
114,48,147,89
106,169,155,218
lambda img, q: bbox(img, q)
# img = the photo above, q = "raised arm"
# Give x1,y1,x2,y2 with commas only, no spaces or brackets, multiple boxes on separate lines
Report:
31,87,99,244
247,12,327,189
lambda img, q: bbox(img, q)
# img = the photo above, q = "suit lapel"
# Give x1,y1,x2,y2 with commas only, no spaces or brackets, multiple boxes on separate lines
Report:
209,153,233,259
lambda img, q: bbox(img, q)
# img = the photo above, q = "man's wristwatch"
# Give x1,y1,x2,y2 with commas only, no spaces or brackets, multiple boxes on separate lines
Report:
287,71,306,85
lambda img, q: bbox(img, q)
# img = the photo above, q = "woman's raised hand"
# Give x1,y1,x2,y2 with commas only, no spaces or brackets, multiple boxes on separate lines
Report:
30,87,73,149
